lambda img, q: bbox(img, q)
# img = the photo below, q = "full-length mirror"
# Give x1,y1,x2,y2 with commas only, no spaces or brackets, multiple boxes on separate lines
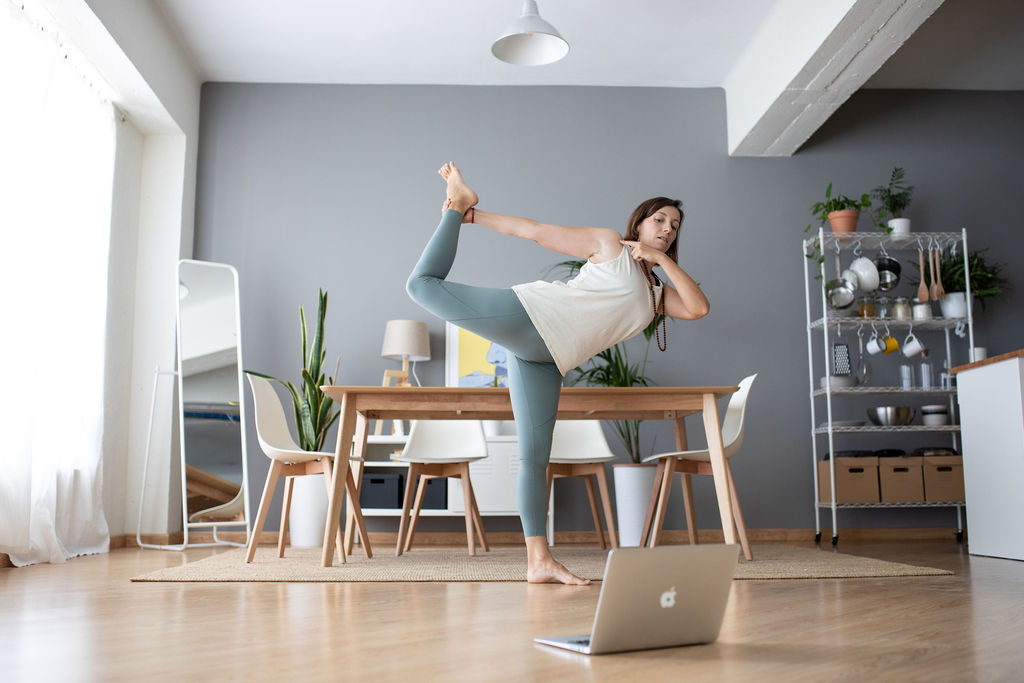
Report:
176,259,250,545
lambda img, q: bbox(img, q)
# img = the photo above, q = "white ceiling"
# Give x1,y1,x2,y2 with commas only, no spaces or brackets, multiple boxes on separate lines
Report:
151,0,1024,155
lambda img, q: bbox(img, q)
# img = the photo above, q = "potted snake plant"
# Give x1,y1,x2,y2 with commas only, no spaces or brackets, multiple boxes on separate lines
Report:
247,289,340,545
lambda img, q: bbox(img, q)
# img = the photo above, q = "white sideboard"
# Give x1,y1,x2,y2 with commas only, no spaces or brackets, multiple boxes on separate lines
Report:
954,350,1024,561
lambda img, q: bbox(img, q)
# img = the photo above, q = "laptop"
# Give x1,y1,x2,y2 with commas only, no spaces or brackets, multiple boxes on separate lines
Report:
534,544,739,656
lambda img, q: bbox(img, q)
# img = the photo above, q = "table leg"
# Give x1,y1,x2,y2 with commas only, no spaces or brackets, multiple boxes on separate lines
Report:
344,413,369,555
703,392,736,545
322,394,356,567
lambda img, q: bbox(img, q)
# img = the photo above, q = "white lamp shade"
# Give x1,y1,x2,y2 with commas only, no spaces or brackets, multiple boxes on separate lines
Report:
492,0,569,66
381,320,431,362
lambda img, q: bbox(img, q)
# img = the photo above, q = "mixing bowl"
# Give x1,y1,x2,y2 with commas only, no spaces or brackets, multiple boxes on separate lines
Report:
866,406,915,426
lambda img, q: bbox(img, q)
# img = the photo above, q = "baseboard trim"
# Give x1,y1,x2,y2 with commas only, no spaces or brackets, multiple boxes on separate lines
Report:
106,526,964,551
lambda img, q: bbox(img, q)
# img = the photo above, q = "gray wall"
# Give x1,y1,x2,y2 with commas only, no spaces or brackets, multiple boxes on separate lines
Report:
194,84,1023,536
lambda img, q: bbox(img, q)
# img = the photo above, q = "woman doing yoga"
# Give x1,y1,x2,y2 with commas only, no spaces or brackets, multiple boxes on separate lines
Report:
407,163,710,585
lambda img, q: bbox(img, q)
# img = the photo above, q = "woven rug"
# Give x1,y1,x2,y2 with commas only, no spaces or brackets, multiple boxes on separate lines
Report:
131,544,951,583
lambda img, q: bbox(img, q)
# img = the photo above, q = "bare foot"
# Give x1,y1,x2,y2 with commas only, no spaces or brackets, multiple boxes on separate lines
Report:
438,161,478,216
527,558,591,585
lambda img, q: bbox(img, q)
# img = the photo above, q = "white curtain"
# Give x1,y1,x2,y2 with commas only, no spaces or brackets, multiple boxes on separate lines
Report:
0,2,114,565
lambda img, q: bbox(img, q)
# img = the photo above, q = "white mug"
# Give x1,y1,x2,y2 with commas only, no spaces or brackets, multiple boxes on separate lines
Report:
902,332,925,358
865,333,885,355
971,347,988,362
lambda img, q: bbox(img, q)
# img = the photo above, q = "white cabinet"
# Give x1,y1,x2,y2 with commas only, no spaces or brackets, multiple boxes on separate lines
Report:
955,352,1024,560
358,433,519,517
803,229,973,545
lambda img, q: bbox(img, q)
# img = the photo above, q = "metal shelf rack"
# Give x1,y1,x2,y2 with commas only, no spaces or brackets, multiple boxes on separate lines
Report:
803,227,971,546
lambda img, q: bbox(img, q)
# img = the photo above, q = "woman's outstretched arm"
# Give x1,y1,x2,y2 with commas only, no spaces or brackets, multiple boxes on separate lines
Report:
472,209,623,262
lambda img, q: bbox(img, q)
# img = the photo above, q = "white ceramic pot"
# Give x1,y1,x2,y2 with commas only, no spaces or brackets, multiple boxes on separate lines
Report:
939,291,968,319
887,217,911,234
288,475,329,547
613,463,658,547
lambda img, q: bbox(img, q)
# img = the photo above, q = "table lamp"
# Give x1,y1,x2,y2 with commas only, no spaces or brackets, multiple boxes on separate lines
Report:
381,319,431,385
379,320,431,435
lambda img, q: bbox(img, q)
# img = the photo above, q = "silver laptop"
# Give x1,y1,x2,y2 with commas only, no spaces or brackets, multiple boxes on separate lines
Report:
534,544,739,656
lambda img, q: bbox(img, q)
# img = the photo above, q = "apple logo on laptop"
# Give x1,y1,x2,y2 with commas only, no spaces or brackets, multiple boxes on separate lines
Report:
660,586,677,609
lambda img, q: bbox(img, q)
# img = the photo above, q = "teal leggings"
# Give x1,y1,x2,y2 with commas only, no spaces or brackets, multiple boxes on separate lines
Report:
406,209,561,538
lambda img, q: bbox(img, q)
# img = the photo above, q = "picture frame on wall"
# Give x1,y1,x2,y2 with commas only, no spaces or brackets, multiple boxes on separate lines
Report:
444,322,516,436
444,321,510,388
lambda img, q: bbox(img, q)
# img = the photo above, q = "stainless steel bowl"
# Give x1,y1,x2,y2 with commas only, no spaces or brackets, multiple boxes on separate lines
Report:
875,255,901,292
826,277,857,309
866,406,915,426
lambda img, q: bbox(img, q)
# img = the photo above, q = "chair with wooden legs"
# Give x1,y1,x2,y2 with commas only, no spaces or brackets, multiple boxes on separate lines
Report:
545,420,618,548
391,419,489,556
640,374,757,561
244,374,371,564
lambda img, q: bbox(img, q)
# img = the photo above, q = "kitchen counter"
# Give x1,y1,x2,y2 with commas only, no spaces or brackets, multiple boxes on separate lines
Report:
954,349,1024,561
951,347,1024,374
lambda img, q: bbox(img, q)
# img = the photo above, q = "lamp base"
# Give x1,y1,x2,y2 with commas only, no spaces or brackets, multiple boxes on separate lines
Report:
374,369,411,435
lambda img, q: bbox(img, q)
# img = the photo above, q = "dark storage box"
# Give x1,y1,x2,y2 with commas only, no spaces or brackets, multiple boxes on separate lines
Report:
419,477,448,510
360,472,403,509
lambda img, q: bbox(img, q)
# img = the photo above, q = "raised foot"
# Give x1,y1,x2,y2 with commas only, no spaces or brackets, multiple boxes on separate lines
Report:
527,559,591,586
438,161,478,216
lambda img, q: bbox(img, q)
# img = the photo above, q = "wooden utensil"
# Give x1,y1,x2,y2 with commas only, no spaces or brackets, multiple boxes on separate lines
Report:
917,249,929,302
934,248,946,300
929,248,940,300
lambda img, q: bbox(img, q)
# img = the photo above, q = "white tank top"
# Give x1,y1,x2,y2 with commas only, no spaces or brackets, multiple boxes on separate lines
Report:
512,247,662,375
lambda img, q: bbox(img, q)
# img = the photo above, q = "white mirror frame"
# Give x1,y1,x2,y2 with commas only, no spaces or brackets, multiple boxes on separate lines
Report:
138,260,250,550
175,259,250,547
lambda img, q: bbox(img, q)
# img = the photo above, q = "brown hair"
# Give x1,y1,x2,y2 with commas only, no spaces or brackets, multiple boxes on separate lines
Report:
623,197,684,262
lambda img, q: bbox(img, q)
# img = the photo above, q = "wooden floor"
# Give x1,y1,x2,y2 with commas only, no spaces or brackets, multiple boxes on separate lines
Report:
2,540,1022,681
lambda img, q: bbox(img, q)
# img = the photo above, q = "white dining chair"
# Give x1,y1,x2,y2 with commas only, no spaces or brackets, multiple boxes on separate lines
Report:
641,374,758,560
545,420,619,548
391,419,489,556
244,374,371,564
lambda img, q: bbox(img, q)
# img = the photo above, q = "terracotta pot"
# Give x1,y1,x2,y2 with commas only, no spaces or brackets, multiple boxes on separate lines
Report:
827,209,860,233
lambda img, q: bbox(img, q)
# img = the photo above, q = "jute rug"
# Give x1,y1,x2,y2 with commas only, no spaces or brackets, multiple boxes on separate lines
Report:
131,544,951,583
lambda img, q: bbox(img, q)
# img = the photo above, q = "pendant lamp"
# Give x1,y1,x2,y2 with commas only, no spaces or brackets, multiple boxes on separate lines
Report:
491,0,569,66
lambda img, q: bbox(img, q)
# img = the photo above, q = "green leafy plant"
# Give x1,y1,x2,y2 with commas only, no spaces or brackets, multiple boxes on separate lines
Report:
553,260,663,463
908,249,1011,313
940,249,1010,312
804,182,871,275
247,289,340,451
805,182,871,234
871,167,914,230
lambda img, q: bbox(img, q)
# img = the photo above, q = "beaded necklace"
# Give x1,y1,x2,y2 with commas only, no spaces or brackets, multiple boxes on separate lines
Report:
640,261,667,352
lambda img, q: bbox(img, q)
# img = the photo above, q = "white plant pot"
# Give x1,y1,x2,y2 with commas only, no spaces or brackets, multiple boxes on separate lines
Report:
939,291,968,319
288,475,329,547
613,463,658,547
887,217,911,234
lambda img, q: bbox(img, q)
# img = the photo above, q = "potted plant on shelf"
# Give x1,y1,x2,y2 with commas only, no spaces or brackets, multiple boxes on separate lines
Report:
936,249,1010,318
806,182,871,235
871,167,914,234
804,182,872,276
247,289,340,545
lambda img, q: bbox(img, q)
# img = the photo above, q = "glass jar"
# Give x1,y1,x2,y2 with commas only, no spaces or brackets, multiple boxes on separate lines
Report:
899,362,915,389
919,352,934,388
875,295,893,320
857,295,876,318
893,296,912,320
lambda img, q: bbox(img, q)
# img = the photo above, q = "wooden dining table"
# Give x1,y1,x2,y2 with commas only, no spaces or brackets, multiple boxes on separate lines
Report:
318,385,738,567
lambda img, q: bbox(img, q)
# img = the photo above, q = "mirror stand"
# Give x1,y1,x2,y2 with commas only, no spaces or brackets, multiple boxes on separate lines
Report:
136,260,251,549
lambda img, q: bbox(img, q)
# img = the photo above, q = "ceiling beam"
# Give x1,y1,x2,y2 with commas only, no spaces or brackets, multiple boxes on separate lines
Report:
726,0,944,157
